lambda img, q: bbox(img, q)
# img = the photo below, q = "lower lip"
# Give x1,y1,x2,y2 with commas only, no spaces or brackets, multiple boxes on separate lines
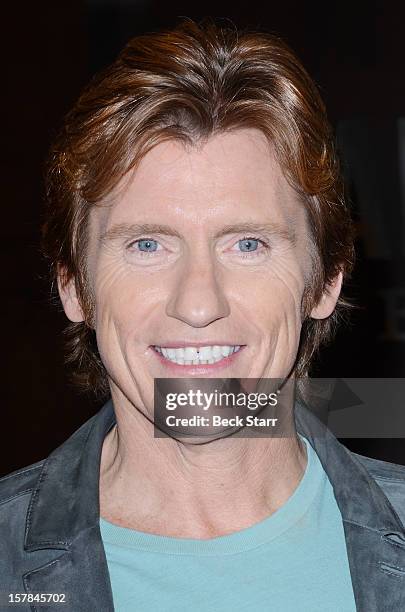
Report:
151,346,246,375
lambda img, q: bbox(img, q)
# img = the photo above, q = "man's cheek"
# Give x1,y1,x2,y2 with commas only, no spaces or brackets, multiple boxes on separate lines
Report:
273,277,307,325
95,261,131,296
268,255,307,291
263,279,304,320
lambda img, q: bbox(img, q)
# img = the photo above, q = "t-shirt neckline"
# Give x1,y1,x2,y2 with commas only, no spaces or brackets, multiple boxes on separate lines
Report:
99,436,325,556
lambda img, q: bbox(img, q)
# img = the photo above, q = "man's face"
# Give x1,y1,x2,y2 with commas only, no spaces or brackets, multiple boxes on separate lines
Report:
60,128,340,414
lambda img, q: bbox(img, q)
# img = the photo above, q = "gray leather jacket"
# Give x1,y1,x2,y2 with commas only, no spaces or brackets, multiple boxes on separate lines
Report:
1,398,405,611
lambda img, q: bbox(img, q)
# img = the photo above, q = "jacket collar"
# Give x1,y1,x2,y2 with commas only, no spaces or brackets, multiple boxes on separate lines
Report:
24,398,405,610
295,401,405,610
25,399,116,551
295,401,405,535
25,398,405,548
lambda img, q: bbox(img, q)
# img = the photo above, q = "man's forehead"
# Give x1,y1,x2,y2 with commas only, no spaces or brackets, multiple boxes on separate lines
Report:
126,129,287,195
90,129,305,235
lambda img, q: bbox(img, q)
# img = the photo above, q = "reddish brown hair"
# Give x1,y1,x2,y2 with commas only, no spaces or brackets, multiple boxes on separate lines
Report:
42,18,355,398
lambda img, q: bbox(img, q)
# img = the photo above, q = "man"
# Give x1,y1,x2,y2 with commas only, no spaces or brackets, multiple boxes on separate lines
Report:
1,19,405,611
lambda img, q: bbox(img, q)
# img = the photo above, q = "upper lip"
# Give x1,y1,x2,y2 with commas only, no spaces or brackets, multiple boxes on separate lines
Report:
152,341,245,348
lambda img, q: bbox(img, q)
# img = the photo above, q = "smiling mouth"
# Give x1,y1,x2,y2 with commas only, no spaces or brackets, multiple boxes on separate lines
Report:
153,345,243,366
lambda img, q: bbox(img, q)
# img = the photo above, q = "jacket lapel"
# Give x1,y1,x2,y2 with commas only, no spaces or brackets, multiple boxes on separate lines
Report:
295,402,405,611
23,527,114,612
343,522,405,610
22,400,116,611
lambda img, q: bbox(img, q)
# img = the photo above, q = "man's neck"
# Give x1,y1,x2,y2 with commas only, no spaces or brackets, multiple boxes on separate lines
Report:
99,393,307,539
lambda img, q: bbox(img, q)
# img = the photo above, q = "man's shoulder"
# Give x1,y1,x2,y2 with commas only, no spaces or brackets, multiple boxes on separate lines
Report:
0,402,112,512
351,450,405,525
0,458,59,591
353,451,405,482
0,459,45,509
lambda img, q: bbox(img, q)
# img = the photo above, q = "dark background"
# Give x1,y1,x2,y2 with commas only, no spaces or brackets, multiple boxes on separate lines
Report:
2,0,405,477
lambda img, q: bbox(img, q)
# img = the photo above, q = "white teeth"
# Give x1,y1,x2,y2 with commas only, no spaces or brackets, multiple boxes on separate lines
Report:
212,345,222,358
199,346,213,360
154,344,242,365
184,347,198,361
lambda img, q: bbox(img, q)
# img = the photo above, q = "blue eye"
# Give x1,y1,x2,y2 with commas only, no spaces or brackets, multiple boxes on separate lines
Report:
238,237,260,252
136,238,158,252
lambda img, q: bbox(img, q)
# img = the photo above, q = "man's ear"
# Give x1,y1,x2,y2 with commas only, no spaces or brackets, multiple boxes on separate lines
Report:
310,271,343,320
57,266,85,323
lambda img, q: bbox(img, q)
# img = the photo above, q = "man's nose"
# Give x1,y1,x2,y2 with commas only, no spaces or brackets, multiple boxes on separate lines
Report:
165,255,231,327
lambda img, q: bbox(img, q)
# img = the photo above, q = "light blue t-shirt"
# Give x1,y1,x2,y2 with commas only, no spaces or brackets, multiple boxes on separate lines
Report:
100,437,357,611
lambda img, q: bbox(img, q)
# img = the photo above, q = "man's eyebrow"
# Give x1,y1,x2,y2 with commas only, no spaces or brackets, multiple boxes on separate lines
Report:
99,223,183,245
215,222,297,244
99,221,296,245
